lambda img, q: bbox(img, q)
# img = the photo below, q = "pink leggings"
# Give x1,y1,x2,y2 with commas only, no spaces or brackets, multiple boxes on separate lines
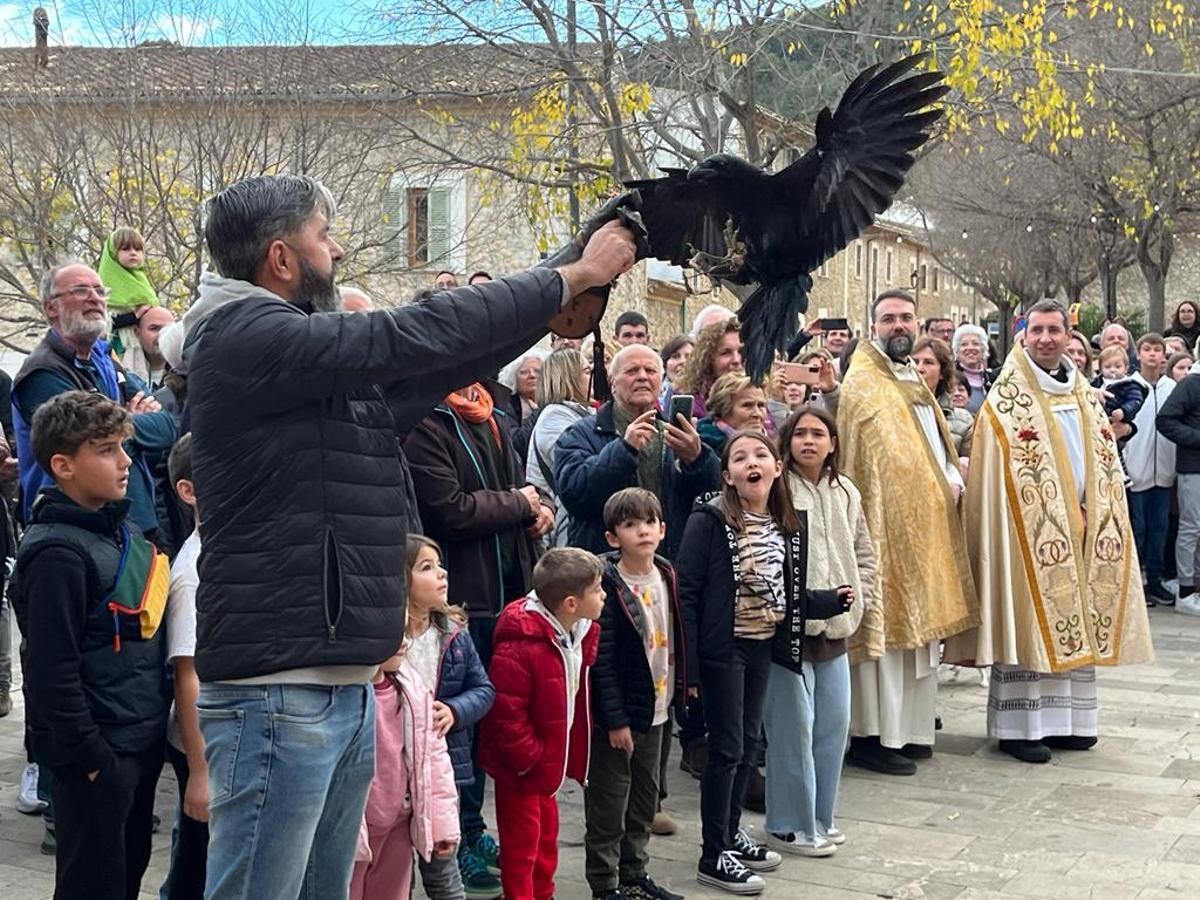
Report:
350,819,414,900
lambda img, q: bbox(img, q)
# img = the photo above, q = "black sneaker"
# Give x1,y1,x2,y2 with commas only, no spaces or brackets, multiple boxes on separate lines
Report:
730,827,782,872
593,890,631,900
998,739,1051,763
622,875,684,900
697,851,764,895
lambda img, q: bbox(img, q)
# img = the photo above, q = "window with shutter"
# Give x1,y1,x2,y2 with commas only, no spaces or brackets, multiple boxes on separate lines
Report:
426,187,452,266
406,187,429,266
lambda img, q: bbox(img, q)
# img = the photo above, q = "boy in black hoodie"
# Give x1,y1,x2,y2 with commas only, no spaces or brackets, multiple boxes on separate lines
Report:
584,488,687,900
15,391,171,900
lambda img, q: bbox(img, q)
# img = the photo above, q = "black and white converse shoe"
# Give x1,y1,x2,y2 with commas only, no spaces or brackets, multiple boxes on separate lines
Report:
697,851,765,895
730,827,782,871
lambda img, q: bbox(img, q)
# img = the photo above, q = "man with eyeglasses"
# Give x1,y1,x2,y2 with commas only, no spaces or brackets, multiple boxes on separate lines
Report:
12,262,176,537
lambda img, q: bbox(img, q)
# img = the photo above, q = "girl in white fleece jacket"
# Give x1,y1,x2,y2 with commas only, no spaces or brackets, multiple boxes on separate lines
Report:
763,406,877,858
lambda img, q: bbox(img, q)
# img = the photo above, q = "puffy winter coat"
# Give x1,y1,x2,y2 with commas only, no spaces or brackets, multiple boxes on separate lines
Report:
431,617,495,785
185,270,565,681
479,596,599,796
554,401,721,559
357,662,460,864
592,553,687,735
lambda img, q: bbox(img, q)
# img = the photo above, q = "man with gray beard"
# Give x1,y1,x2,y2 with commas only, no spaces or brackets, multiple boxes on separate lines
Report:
182,174,637,899
13,261,176,537
835,289,978,777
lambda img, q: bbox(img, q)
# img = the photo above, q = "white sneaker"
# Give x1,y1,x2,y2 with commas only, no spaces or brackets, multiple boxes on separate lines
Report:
767,831,837,856
1178,592,1200,617
17,763,47,814
824,826,846,845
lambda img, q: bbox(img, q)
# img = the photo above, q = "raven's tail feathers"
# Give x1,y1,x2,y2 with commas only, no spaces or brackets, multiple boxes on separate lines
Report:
738,274,814,382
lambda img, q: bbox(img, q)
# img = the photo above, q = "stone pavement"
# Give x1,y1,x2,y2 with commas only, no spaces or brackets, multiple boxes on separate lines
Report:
3,607,1200,899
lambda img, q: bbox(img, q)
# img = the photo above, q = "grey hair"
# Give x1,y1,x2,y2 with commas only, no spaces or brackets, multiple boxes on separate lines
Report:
690,303,735,337
204,175,337,283
498,346,549,391
951,323,988,356
38,258,84,307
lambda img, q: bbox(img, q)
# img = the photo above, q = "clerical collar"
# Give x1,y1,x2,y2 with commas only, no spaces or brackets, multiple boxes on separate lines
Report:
1023,348,1071,383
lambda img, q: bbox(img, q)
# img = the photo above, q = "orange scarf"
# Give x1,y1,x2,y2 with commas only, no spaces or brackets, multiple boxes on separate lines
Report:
446,383,501,448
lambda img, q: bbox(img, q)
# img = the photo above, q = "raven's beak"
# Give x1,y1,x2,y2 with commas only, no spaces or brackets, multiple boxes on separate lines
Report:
688,165,717,183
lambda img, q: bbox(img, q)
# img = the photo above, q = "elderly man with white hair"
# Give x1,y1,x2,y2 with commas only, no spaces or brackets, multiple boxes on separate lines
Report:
555,343,721,558
952,322,993,414
691,302,737,337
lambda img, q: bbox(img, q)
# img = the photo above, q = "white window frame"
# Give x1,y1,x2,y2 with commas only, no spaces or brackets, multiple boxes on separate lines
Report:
387,169,467,272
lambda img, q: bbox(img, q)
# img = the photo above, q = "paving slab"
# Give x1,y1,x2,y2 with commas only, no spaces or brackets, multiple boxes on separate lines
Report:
1,606,1198,898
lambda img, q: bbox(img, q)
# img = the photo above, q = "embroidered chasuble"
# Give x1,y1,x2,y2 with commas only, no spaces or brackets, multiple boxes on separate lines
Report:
945,349,1154,673
837,342,978,664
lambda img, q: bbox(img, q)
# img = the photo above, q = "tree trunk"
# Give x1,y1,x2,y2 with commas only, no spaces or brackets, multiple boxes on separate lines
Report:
1137,216,1173,335
1098,253,1118,322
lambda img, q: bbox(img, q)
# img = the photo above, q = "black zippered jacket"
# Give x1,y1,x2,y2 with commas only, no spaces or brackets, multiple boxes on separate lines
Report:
676,496,844,679
186,270,565,681
592,553,688,734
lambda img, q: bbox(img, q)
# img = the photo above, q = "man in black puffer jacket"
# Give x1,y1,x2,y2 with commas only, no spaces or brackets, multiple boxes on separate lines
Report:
186,173,637,900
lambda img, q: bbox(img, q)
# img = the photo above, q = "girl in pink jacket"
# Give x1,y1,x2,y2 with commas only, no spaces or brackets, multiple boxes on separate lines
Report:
351,644,462,900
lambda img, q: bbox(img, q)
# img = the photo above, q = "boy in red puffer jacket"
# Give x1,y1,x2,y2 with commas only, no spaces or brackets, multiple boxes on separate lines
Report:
479,548,604,900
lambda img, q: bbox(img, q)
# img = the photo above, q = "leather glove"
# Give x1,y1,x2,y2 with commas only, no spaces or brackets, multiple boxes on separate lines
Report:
543,191,650,339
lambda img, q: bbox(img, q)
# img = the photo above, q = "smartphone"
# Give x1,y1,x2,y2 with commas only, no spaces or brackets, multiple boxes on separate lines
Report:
668,394,694,425
819,317,850,332
780,362,822,385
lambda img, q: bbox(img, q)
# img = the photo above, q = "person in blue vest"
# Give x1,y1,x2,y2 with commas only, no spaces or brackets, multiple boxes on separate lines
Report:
13,261,176,543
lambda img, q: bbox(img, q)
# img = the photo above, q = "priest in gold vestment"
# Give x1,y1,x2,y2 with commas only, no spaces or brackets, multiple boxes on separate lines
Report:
945,300,1154,764
838,290,979,775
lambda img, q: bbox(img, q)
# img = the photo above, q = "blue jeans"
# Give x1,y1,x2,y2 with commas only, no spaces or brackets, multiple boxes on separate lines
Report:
460,615,496,845
198,683,375,900
1130,486,1171,582
763,655,850,840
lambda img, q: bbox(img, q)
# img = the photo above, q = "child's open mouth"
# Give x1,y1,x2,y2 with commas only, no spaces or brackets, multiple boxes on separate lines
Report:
747,472,762,483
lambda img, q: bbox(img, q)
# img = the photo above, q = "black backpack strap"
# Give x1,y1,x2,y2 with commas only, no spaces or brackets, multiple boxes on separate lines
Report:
533,436,558,496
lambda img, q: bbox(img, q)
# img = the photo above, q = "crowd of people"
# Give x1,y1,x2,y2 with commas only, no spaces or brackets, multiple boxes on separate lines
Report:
0,174,1180,900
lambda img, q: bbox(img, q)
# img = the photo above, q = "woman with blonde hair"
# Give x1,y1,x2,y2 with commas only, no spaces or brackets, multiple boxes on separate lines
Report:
698,372,768,455
526,348,592,546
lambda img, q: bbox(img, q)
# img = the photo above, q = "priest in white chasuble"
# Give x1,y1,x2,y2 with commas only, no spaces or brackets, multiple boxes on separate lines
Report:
838,289,979,776
945,299,1154,764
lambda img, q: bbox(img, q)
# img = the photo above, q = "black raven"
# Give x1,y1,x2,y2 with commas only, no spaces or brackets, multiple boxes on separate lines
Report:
627,53,949,379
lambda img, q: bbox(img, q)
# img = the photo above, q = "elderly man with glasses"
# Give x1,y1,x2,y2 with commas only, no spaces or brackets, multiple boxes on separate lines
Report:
12,261,176,537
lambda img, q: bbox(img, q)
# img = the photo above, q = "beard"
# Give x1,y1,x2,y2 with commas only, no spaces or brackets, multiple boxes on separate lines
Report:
299,257,342,313
884,332,913,362
60,307,108,344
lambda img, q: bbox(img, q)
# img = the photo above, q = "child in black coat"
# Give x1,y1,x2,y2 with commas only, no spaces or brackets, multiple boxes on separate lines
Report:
676,431,852,895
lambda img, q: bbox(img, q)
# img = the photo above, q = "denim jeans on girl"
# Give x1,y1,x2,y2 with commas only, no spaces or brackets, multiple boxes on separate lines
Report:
698,638,773,864
763,655,851,841
197,683,375,900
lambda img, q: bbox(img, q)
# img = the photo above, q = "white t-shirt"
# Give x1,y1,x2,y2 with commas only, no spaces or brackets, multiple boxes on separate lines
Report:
165,530,201,751
406,624,443,695
617,563,674,727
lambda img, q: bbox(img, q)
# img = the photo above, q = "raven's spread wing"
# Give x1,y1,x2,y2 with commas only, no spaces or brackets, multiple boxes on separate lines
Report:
625,166,748,267
775,53,948,271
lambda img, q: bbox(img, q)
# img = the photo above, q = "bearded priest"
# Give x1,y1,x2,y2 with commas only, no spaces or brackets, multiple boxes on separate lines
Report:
837,289,979,776
945,299,1154,764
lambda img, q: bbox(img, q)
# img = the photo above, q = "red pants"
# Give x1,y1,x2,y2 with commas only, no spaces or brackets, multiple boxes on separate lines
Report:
494,780,558,900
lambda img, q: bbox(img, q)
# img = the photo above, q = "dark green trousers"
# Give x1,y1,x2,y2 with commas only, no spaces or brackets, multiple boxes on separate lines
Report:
583,722,665,892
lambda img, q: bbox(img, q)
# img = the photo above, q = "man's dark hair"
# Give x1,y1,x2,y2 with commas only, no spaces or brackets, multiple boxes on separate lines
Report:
1026,298,1070,330
533,547,603,610
923,316,952,333
31,391,131,475
435,269,457,281
168,432,194,487
1136,331,1167,352
614,310,650,335
204,175,336,283
603,487,663,533
467,271,492,284
871,289,917,322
